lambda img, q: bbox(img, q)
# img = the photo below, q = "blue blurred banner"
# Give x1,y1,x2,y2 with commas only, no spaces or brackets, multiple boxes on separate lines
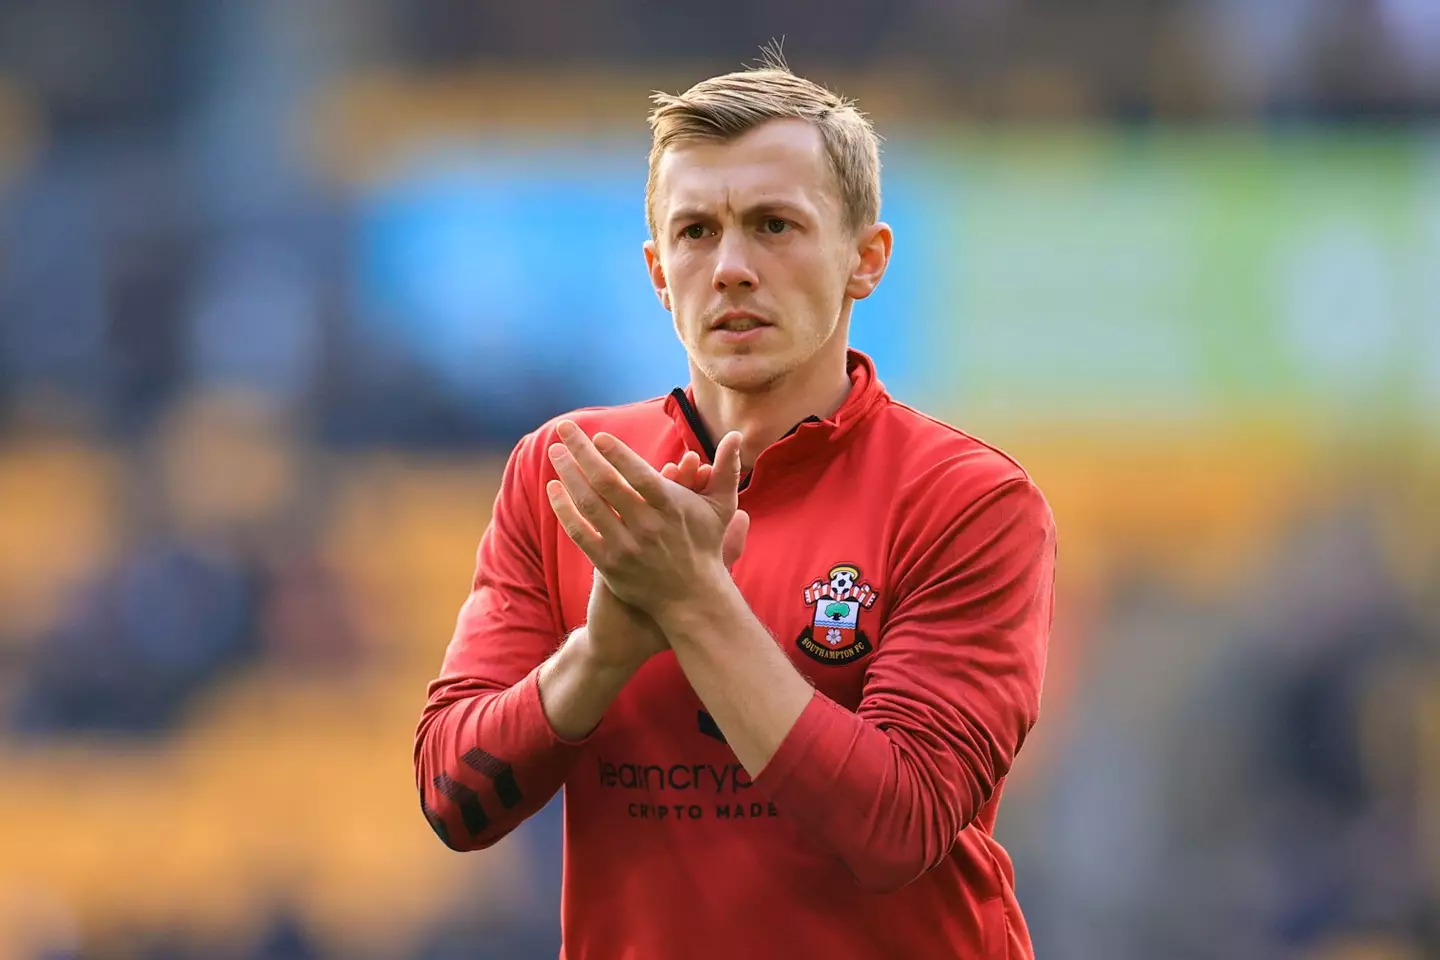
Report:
352,139,931,411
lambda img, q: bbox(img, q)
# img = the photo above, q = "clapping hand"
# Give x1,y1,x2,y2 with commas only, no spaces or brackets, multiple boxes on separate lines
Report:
547,423,748,633
551,424,749,668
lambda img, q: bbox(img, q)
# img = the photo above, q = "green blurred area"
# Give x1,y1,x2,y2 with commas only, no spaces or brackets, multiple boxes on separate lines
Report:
906,128,1438,428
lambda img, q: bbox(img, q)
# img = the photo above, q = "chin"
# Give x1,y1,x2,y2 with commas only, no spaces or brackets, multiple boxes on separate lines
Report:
697,351,794,393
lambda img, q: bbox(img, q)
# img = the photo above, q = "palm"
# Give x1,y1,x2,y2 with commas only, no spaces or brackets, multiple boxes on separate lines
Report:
549,423,751,647
590,443,748,654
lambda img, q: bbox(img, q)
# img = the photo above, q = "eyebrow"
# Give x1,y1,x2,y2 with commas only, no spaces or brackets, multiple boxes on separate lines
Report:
667,200,809,228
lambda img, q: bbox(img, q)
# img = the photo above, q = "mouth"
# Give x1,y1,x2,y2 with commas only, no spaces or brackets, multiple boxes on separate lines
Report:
710,312,773,333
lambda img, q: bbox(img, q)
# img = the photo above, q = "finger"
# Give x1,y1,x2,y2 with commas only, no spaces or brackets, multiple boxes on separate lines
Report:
556,421,649,518
721,509,750,569
705,431,744,512
660,462,681,482
675,450,702,490
675,451,694,483
549,443,624,538
694,464,713,488
592,432,668,504
546,480,605,562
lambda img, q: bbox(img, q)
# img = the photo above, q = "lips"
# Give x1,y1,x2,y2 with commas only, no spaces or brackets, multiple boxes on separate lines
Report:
711,312,772,332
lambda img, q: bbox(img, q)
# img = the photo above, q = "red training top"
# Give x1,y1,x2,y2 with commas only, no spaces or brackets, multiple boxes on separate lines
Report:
415,350,1057,959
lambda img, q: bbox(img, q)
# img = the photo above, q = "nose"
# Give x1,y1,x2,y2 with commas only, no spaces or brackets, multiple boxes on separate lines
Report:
712,232,758,292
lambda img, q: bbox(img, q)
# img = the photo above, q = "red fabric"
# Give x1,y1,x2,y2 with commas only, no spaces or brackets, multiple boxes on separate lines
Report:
415,351,1057,959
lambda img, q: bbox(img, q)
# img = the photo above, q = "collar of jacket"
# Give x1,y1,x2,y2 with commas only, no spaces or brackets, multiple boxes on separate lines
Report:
663,348,890,493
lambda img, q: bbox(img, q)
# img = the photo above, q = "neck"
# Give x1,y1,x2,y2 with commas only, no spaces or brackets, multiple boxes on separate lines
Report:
689,339,853,470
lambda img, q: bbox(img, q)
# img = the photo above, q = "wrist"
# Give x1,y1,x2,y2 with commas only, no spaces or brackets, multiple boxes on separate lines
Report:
650,561,739,639
569,626,651,679
538,628,645,744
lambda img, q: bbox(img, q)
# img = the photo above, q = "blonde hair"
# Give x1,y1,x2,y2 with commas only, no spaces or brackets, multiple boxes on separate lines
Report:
645,49,882,237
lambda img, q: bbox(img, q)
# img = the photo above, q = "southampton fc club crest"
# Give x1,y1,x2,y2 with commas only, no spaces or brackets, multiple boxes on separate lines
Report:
795,563,879,665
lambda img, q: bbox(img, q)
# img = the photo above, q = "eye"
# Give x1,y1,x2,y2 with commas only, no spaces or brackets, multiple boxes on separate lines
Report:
763,218,789,234
680,223,708,240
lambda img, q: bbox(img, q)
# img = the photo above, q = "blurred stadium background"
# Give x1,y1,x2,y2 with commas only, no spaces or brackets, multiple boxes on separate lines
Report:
1,2,1438,958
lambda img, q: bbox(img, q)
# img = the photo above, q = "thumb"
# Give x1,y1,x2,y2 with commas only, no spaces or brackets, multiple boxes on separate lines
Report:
721,509,750,569
706,431,744,508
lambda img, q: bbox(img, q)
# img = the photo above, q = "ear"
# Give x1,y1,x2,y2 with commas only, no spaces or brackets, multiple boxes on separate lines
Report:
644,239,671,312
844,222,893,301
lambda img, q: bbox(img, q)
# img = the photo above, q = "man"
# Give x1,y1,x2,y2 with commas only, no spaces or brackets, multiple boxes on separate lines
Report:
415,55,1056,959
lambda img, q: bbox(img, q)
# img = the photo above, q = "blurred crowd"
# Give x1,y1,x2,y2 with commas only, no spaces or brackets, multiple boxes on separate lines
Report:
4,395,366,740
1019,499,1440,959
1,1,1438,958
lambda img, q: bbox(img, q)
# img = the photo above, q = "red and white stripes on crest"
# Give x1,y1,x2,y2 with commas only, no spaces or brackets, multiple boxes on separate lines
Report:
803,580,878,608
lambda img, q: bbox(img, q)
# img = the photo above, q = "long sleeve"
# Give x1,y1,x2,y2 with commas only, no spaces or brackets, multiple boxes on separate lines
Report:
753,475,1056,892
414,429,586,852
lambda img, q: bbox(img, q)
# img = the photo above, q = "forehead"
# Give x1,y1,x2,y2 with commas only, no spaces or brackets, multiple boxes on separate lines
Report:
652,119,839,220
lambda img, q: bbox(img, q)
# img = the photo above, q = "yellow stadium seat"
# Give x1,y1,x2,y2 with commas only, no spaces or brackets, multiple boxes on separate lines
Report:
0,440,121,644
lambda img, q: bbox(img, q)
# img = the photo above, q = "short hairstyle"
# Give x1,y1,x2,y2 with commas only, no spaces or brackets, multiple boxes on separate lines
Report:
645,50,882,238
